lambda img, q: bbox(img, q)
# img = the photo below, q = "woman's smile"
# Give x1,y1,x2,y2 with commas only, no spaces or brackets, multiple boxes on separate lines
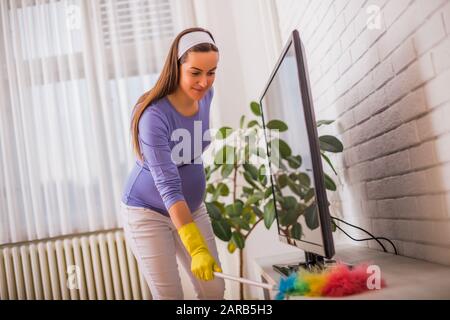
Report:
192,87,204,92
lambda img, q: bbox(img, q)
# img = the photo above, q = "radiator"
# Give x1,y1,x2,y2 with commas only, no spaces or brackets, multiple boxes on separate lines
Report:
0,230,152,300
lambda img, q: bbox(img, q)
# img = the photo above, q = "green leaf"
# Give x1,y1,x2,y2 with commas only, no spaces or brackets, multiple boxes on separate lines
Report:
258,164,267,176
216,126,233,140
281,196,297,210
259,174,267,187
239,115,246,129
245,210,257,225
297,203,307,215
252,205,264,218
225,200,244,217
212,219,232,241
225,204,234,217
267,120,288,132
243,163,258,180
247,120,259,128
214,145,236,165
297,173,311,188
321,152,338,175
244,171,261,190
214,201,226,213
316,120,334,127
324,173,337,191
231,231,245,249
221,164,234,178
243,186,254,195
211,187,221,202
264,200,276,229
217,183,230,196
304,203,319,230
281,208,300,226
304,188,316,203
289,172,298,181
277,174,288,188
205,202,222,220
274,193,285,204
242,206,255,223
246,193,263,206
250,101,261,116
230,217,250,231
286,177,302,197
319,135,344,153
291,223,302,240
205,169,212,181
234,200,244,215
220,184,229,196
287,155,302,169
271,138,292,158
206,184,215,194
277,209,288,226
264,187,273,199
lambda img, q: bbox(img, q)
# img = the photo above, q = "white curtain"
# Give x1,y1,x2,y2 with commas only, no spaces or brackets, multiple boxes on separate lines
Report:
0,0,196,245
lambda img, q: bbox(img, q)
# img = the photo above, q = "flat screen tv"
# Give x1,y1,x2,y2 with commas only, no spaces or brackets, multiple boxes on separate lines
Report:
259,29,335,275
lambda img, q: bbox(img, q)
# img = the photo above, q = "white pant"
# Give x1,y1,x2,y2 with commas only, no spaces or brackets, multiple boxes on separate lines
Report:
120,202,225,300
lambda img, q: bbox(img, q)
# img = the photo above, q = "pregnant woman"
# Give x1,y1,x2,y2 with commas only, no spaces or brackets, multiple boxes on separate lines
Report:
121,27,225,300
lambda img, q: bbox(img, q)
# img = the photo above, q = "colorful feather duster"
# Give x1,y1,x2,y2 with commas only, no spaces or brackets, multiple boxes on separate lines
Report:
276,263,386,299
214,262,386,300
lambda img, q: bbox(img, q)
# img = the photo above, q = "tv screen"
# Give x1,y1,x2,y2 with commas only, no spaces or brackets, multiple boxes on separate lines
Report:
259,30,335,260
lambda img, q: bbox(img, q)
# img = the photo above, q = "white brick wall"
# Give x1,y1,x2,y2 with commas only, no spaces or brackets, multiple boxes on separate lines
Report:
276,0,450,266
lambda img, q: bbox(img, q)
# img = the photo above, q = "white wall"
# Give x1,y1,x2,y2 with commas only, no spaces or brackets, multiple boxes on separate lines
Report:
275,0,450,266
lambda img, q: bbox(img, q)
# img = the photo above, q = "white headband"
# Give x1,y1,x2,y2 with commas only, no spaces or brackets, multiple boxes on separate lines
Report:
177,31,215,59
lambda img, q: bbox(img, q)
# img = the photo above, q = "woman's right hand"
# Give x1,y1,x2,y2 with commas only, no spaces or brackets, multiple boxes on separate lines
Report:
177,221,222,281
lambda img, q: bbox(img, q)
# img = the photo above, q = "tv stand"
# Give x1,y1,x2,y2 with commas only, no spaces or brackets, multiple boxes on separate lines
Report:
273,252,336,276
253,243,450,299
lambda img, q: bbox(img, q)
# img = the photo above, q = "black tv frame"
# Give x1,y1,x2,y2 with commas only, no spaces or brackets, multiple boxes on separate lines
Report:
259,30,335,273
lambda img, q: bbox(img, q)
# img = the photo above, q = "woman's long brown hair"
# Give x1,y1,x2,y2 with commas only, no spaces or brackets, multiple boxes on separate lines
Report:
130,27,218,162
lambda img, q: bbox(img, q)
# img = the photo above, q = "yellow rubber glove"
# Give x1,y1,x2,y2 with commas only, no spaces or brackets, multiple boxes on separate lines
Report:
178,222,222,281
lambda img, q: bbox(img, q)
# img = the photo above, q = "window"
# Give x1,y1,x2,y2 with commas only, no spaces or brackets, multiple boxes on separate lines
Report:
99,0,174,48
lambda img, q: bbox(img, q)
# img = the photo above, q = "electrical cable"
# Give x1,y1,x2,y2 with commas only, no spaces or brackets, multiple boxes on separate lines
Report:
334,222,387,252
331,215,398,255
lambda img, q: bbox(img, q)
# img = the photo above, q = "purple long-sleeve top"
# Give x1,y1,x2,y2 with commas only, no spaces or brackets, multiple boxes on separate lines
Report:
121,87,213,216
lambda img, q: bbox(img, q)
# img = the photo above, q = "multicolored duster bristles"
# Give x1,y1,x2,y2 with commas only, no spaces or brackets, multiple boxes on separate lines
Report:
275,263,386,300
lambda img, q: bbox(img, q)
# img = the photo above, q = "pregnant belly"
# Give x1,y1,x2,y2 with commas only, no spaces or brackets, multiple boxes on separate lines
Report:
179,164,206,211
126,162,207,213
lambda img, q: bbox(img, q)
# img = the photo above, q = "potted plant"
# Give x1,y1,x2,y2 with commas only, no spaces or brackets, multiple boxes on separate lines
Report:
204,101,343,300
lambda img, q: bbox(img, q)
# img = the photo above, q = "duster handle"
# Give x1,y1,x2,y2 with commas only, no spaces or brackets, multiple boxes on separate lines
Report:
213,272,278,291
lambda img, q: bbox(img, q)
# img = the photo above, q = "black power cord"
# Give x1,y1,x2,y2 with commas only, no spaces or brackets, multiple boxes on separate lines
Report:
331,215,387,252
334,224,387,252
331,215,398,255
